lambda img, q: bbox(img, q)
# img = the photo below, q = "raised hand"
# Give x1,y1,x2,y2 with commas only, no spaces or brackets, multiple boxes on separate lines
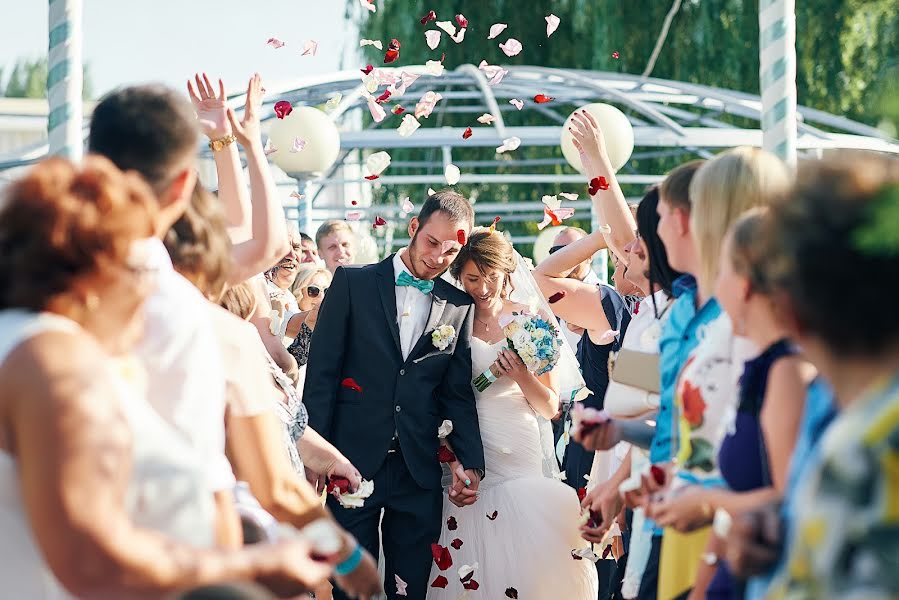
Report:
226,72,265,148
568,109,609,168
187,72,230,140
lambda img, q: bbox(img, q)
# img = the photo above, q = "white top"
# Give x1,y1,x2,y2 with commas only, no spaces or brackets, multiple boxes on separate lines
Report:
393,249,432,360
0,310,216,599
133,238,235,492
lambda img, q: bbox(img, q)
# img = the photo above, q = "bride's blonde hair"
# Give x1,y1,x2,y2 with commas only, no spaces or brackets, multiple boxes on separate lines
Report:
450,227,517,296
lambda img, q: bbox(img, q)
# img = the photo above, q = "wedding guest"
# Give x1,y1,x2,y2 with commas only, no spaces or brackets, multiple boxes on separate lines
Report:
316,220,356,274
265,254,301,327
298,232,321,264
740,152,899,599
547,226,603,348
286,265,333,383
0,156,329,598
89,82,241,546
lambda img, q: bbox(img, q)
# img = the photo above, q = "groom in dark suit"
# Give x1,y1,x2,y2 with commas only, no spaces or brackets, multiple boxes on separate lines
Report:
303,191,485,600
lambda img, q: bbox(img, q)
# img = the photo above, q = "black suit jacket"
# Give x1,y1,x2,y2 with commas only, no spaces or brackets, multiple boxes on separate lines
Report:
303,255,485,490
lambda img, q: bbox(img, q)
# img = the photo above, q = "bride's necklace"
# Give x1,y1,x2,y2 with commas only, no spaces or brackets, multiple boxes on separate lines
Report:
475,315,492,331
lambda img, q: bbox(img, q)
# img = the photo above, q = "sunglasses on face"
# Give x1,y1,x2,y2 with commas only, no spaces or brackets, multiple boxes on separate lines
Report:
306,285,328,298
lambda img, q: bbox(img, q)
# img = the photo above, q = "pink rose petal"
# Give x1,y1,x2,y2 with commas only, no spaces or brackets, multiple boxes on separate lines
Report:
488,23,508,39
360,39,383,50
451,28,466,44
266,37,285,49
495,136,521,154
400,197,414,214
425,30,441,50
499,38,522,57
415,90,443,119
397,114,421,137
290,138,307,153
546,14,561,37
301,40,318,56
477,113,496,124
509,98,523,110
345,210,363,221
366,94,386,122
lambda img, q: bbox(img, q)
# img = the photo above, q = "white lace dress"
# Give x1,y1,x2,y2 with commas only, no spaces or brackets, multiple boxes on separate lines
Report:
425,337,598,599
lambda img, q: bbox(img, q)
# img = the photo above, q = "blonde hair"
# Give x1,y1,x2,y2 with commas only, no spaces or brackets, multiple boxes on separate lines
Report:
219,281,258,320
315,219,354,248
291,264,332,302
689,147,790,298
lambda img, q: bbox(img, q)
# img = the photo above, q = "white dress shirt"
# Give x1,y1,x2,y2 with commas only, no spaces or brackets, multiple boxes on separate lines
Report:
393,249,432,360
134,239,235,492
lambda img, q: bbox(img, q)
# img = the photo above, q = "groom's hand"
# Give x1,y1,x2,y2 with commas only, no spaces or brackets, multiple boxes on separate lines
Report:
448,463,480,507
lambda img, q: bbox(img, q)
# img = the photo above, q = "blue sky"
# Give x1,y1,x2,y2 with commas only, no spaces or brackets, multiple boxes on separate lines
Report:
0,0,353,96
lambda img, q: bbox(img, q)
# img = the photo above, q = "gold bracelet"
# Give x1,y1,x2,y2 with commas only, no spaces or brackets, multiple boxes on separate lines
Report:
209,134,236,152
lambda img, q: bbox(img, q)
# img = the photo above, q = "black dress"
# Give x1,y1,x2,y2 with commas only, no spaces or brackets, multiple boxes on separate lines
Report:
287,321,313,367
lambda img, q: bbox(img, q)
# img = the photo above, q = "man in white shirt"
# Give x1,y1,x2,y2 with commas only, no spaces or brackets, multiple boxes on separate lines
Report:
88,85,238,545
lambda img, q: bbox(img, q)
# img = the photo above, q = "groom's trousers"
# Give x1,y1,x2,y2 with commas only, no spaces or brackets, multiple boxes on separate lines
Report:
327,443,444,600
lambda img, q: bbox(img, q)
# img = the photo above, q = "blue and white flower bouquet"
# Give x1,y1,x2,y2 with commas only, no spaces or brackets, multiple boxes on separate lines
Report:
472,311,563,392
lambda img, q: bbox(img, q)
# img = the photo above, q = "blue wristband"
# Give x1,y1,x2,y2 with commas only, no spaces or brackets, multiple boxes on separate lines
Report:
334,543,363,576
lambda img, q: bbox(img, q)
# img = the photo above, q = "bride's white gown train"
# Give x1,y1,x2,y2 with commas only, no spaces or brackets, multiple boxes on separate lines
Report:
426,337,598,599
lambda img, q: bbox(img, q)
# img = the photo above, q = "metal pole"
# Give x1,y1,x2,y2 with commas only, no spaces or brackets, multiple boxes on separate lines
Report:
47,0,83,161
759,0,798,167
294,177,312,235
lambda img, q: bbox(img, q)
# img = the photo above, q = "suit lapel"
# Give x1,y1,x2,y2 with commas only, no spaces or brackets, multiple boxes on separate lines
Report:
376,256,403,356
406,281,448,362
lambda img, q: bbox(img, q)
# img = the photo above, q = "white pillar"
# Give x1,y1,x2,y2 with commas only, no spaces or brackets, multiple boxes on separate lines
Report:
47,0,83,161
759,0,798,167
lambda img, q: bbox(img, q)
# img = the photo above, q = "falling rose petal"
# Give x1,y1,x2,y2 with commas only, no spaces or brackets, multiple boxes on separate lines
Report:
459,563,478,584
463,579,480,591
435,21,456,36
263,139,278,155
650,464,667,486
401,197,415,214
431,543,453,571
415,91,443,118
612,51,620,59
364,175,380,181
266,37,285,49
273,100,293,119
548,291,566,304
546,14,561,37
341,377,363,392
486,510,498,521
559,192,578,201
325,93,342,110
477,113,496,124
431,575,449,589
395,574,408,596
360,39,383,50
384,38,401,64
392,105,405,115
534,94,555,103
509,98,524,110
351,200,358,206
455,14,468,28
436,446,457,463
499,38,523,57
359,0,376,13
447,516,458,530
576,486,588,502
457,229,467,245
375,89,392,104
444,164,461,185
477,60,508,86
588,176,610,195
441,240,459,254
506,588,519,599
540,206,575,229
425,30,442,50
425,60,445,76
488,23,508,39
360,64,374,75
366,95,387,122
290,138,307,153
345,210,363,221
488,215,501,233
372,215,387,229
428,188,437,196
451,28,466,44
462,127,473,140
420,9,437,25
495,136,521,154
289,191,304,201
366,149,392,178
398,114,421,137
301,40,318,56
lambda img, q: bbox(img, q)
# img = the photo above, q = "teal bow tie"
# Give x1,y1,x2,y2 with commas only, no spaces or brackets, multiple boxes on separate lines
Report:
396,270,434,294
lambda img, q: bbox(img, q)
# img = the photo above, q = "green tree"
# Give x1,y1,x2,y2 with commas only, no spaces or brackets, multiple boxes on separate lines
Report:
2,57,94,100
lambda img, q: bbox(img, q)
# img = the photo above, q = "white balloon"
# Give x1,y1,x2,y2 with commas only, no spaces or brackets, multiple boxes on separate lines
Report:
268,106,341,175
532,225,568,264
560,103,634,173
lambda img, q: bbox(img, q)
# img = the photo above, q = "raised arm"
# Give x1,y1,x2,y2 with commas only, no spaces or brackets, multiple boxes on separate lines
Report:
225,74,291,283
187,73,251,237
248,278,299,383
302,266,351,439
569,110,637,260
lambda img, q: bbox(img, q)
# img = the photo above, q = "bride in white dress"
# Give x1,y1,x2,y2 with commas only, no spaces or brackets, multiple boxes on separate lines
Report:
427,228,598,599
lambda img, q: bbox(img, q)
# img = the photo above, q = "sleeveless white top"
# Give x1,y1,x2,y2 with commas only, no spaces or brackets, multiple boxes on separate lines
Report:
0,310,216,599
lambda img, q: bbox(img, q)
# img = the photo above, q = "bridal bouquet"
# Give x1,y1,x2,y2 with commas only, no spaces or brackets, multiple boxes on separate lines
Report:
472,312,563,392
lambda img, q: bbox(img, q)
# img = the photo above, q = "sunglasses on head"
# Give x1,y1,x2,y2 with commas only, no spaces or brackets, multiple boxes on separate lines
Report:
306,285,328,298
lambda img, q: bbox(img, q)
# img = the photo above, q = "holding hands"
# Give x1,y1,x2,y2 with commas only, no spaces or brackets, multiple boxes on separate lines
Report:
448,460,481,508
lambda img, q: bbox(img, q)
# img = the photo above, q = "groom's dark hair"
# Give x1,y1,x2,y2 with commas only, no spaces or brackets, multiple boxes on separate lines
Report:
417,189,474,228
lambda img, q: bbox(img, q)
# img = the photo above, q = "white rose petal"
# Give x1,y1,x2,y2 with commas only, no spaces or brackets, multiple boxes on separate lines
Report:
509,98,524,110
425,30,441,50
487,23,508,39
496,136,521,154
336,479,374,509
499,38,523,57
451,28,466,44
360,39,383,50
546,14,561,37
435,21,457,36
438,420,454,438
397,114,421,137
444,164,461,185
425,60,445,76
366,151,392,177
301,40,318,56
415,90,443,119
477,113,496,124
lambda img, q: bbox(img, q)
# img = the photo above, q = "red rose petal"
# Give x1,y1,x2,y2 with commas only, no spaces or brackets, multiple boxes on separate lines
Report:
602,544,614,559
351,200,358,206
437,446,457,463
364,174,380,181
612,51,620,59
460,570,474,584
534,94,555,104
588,176,610,195
451,538,463,550
430,543,453,570
341,377,363,393
487,510,498,521
576,486,587,502
375,89,392,104
384,38,401,64
361,64,374,75
447,516,458,530
548,291,566,304
650,465,666,486
506,588,519,599
431,575,448,588
372,215,387,228
587,509,602,528
326,475,351,495
571,549,583,560
462,126,473,140
455,14,468,28
392,105,405,115
420,9,437,25
463,578,479,591
457,229,467,245
273,100,293,119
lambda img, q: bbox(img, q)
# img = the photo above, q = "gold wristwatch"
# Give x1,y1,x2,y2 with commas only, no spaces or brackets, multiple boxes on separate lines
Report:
209,134,236,152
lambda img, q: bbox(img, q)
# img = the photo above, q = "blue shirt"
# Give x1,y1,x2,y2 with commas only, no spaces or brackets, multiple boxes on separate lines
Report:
650,274,722,465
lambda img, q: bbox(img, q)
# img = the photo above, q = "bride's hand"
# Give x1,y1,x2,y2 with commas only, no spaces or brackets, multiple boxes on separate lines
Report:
448,462,478,507
494,349,529,383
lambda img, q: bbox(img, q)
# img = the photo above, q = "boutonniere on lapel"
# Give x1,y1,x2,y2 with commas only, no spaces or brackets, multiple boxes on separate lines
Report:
431,325,456,350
